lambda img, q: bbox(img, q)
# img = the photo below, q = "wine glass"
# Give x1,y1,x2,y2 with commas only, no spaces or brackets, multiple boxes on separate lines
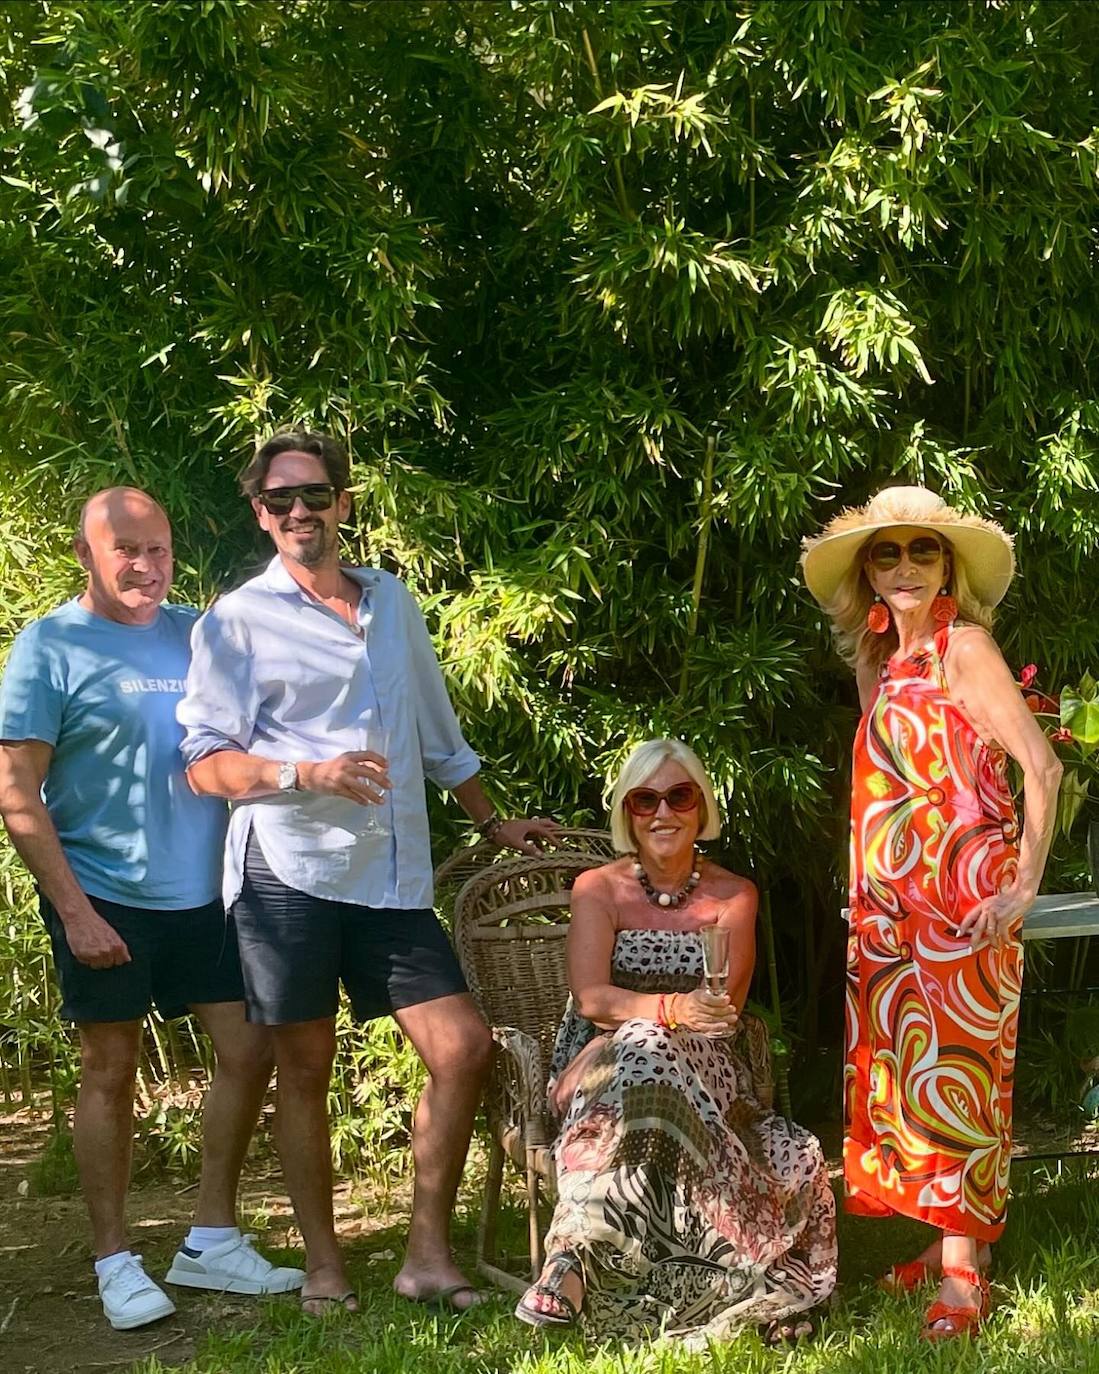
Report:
699,925,733,1038
359,721,390,838
699,925,730,997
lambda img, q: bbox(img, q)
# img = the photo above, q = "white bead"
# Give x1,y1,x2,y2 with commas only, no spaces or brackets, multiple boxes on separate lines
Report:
691,871,700,881
658,892,672,907
632,863,643,878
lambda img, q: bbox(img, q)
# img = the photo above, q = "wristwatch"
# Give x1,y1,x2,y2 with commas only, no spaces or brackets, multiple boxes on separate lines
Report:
277,761,299,792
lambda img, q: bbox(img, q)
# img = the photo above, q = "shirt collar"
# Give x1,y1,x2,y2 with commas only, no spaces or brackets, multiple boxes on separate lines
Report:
259,555,381,600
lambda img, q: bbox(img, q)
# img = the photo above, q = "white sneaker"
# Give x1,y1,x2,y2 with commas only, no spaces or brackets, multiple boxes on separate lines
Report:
165,1233,305,1294
98,1255,177,1330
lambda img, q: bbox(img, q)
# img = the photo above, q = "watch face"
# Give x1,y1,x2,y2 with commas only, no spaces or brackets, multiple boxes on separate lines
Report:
278,763,296,791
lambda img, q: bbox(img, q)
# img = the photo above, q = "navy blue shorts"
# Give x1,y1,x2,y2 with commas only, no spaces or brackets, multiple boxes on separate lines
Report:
230,833,468,1025
41,892,244,1023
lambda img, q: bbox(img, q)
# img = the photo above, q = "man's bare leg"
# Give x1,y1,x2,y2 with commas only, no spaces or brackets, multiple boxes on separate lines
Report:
392,993,492,1309
270,1017,357,1311
189,1001,274,1226
73,1020,143,1259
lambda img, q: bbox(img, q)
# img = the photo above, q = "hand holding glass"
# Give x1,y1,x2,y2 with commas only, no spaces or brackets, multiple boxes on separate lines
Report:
359,723,390,837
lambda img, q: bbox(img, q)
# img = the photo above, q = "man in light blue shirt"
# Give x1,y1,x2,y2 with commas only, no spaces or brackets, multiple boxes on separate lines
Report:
0,488,303,1332
179,431,556,1314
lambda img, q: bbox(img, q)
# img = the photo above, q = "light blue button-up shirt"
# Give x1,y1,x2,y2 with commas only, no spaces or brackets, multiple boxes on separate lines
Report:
177,556,480,911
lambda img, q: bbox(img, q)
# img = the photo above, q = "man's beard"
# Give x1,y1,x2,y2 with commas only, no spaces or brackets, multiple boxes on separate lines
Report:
282,521,336,567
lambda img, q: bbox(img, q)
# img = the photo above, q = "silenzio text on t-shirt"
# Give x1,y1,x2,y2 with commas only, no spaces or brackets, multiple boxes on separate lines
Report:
119,678,187,694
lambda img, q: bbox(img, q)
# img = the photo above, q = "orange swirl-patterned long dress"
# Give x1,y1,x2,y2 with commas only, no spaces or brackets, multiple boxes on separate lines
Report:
844,622,1021,1242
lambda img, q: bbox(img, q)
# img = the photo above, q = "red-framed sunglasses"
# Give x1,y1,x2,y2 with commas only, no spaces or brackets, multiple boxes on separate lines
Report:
624,782,702,817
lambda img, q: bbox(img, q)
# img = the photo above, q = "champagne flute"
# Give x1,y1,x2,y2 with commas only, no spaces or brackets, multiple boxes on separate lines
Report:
699,925,733,1038
359,721,390,838
699,925,730,997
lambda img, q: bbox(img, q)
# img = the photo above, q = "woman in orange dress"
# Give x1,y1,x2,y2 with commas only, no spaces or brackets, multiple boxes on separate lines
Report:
801,486,1062,1340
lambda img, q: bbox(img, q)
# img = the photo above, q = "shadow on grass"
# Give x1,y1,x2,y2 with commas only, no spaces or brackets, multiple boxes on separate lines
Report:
137,1161,1099,1374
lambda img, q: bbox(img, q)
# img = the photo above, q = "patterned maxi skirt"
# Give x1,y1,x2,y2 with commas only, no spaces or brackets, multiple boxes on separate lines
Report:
846,625,1021,1240
542,928,837,1343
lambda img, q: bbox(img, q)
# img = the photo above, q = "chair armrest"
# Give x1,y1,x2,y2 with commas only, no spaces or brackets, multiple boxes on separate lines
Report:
738,1011,775,1112
490,1026,552,1150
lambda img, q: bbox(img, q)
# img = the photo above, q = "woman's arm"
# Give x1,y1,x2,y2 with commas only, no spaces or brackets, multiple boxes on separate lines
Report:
716,879,758,1012
946,627,1063,949
856,656,878,714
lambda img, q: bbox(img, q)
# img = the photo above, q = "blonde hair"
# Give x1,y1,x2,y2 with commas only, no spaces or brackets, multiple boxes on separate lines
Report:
608,739,721,853
825,532,995,671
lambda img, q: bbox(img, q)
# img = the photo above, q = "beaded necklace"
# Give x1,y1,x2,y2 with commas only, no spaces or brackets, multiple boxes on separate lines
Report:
631,851,701,908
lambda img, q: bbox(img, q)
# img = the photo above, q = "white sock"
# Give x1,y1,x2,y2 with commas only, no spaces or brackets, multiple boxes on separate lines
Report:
95,1249,134,1280
184,1225,240,1253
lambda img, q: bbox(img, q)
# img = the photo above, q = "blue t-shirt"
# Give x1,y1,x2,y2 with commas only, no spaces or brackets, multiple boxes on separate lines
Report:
0,599,226,909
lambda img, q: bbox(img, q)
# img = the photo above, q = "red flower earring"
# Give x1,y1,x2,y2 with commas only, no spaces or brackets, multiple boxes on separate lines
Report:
867,595,891,634
932,589,958,625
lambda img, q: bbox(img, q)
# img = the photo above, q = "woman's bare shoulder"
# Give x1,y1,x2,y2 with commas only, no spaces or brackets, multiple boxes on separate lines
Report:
571,859,629,897
946,622,1000,659
701,862,758,908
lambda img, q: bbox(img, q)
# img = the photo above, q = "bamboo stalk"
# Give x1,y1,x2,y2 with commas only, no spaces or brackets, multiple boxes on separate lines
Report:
580,27,633,221
18,1042,33,1108
749,87,756,239
147,1017,171,1085
678,433,718,698
757,890,793,1119
164,1019,187,1088
802,878,818,1055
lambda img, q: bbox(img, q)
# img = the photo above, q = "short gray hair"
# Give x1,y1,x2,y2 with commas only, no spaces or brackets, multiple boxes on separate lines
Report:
608,738,722,853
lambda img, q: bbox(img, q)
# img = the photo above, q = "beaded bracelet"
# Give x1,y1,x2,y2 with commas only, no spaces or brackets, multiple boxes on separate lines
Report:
476,814,504,842
657,993,680,1031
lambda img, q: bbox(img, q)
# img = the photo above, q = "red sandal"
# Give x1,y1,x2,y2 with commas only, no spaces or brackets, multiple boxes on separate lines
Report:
921,1264,989,1341
879,1258,936,1292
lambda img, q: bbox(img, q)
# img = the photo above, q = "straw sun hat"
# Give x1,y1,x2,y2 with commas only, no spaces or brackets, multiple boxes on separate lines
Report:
800,485,1015,610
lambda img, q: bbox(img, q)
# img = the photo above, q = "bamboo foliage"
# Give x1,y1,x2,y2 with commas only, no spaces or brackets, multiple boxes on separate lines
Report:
1,1,1098,1115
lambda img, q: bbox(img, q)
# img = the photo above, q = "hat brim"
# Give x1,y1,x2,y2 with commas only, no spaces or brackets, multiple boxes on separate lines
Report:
801,520,1015,609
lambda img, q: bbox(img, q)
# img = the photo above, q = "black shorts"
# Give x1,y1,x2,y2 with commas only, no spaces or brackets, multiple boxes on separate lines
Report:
41,892,245,1024
231,832,468,1025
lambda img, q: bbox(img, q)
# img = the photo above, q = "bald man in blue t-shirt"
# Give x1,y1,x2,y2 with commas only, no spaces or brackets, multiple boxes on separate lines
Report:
0,489,302,1331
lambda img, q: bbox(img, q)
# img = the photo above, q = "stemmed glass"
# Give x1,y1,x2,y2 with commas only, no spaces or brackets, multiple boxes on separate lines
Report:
360,720,390,838
699,926,733,1036
699,925,730,995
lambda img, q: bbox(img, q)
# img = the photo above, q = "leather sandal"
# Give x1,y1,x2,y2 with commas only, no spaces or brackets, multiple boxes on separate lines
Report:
880,1258,937,1292
761,1307,821,1344
515,1251,583,1328
921,1264,989,1341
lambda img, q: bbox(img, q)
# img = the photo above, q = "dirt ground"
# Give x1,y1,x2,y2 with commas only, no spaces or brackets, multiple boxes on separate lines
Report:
0,1107,388,1373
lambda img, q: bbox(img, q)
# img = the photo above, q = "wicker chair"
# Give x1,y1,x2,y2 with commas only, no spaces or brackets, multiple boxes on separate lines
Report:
451,853,776,1293
433,827,619,902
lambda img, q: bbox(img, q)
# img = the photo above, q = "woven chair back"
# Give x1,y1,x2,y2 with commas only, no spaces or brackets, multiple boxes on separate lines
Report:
452,853,604,1076
434,828,617,898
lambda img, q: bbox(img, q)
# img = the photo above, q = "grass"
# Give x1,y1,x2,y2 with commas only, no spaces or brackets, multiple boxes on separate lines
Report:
135,1159,1099,1374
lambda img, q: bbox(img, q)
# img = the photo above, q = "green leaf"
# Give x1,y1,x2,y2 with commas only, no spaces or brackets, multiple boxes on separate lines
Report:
1062,687,1099,746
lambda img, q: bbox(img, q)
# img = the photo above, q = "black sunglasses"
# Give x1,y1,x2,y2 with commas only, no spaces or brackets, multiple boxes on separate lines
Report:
256,483,337,515
867,536,944,570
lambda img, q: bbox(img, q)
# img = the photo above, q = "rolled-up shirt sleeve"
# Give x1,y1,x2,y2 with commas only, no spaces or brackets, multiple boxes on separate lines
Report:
177,608,260,768
399,583,480,790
